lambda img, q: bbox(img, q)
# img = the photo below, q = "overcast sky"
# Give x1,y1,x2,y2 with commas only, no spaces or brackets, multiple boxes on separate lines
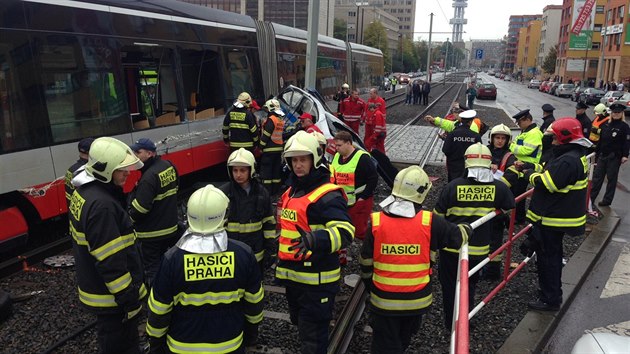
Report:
414,0,563,42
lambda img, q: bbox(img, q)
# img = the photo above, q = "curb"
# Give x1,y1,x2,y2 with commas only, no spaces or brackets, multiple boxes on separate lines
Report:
497,209,621,354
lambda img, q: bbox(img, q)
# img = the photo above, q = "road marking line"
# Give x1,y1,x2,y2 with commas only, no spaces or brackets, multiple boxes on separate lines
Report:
601,244,630,299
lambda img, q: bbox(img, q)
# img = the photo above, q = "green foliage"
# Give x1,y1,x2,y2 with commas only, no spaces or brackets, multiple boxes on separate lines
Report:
542,44,558,75
363,21,391,72
334,18,347,41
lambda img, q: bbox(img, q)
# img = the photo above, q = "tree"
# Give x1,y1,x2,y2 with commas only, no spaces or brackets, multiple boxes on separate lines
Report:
334,18,347,41
542,44,558,75
363,21,391,72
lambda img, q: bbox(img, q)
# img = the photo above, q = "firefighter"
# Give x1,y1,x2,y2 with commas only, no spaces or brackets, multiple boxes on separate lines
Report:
339,89,366,134
331,131,378,241
129,138,180,287
260,99,285,194
575,101,592,139
360,166,471,354
589,103,630,207
364,102,387,153
220,148,276,271
68,137,145,353
276,131,354,354
334,83,350,116
441,109,482,182
522,118,591,311
486,124,518,279
510,109,543,224
310,131,330,165
540,103,556,163
222,92,260,152
147,185,264,353
589,103,610,148
434,143,515,328
65,137,94,204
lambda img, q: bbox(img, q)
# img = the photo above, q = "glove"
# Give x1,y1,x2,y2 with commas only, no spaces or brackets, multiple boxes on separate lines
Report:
459,223,473,245
288,226,316,259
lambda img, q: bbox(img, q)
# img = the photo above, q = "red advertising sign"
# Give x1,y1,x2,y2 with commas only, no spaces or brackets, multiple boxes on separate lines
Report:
571,0,596,35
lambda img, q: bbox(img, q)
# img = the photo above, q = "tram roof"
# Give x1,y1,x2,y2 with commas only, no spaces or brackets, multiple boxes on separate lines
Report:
272,22,347,50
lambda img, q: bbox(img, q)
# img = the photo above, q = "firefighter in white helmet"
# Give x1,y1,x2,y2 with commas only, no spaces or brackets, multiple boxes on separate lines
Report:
68,137,145,353
220,148,276,272
360,166,471,353
334,83,351,116
147,185,264,352
434,143,515,328
222,92,260,152
276,130,354,353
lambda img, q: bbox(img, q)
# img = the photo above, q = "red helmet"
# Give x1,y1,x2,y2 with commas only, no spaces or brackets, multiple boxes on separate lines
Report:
551,117,583,144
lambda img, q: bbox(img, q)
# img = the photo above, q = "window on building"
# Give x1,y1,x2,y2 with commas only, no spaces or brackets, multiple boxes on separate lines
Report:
594,24,602,32
596,5,604,14
592,42,600,49
589,60,598,68
405,9,411,13
407,0,412,4
607,9,612,22
616,33,621,46
398,9,404,13
349,11,356,17
620,6,625,20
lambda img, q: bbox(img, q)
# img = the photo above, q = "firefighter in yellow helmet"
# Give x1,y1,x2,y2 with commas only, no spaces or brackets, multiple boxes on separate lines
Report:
147,185,264,352
68,137,145,353
260,99,285,194
220,148,276,272
434,143,515,328
276,130,355,353
222,92,260,152
360,166,471,354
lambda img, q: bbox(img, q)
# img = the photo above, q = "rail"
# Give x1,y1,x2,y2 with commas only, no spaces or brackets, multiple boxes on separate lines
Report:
451,152,597,354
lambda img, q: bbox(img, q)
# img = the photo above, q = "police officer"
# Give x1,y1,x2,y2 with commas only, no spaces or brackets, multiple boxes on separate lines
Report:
360,166,471,354
220,148,276,271
331,131,377,240
276,131,355,354
589,103,610,148
539,104,556,163
425,106,484,135
68,137,145,353
575,101,592,139
147,185,264,353
590,103,630,207
129,138,180,287
441,109,482,181
65,137,94,204
339,89,366,133
222,92,260,152
260,99,285,194
523,118,591,311
510,109,543,223
434,143,515,327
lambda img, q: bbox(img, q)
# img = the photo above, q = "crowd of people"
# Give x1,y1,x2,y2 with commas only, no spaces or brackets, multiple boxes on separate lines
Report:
63,80,629,354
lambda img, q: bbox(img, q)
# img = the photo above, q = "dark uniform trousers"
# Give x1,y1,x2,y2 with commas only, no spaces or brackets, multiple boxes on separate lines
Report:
139,235,178,287
533,225,565,306
96,313,140,354
370,313,422,354
439,250,481,329
260,152,283,195
591,152,622,205
513,177,528,223
487,214,509,277
286,287,336,354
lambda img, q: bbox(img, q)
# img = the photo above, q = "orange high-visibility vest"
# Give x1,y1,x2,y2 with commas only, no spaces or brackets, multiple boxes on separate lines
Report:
589,115,610,143
372,210,432,293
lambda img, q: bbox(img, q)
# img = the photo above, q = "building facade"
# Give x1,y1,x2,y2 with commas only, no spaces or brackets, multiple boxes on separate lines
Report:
504,14,543,73
519,20,542,78
335,0,416,39
598,0,630,85
334,5,399,56
538,5,562,76
466,40,505,69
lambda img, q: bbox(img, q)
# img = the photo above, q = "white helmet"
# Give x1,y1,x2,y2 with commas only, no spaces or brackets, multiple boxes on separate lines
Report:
490,124,512,141
235,92,252,107
310,131,327,147
391,166,432,204
264,99,285,116
86,137,143,183
342,83,350,89
283,130,323,170
594,103,607,115
464,143,492,169
227,148,256,178
187,185,229,234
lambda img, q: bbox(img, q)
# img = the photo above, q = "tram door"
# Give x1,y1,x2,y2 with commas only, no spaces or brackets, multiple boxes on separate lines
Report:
121,44,178,129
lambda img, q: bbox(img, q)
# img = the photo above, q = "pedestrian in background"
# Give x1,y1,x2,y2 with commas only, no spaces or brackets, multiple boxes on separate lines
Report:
405,81,412,105
412,80,422,105
465,82,477,109
391,76,398,94
422,80,431,105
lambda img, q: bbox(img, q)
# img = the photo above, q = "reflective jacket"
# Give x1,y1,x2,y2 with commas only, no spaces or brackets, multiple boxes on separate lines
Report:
442,124,482,181
368,96,387,117
129,156,179,239
276,169,354,291
490,145,519,189
510,123,543,164
433,117,483,134
222,106,259,149
359,210,464,315
589,115,610,144
220,180,276,262
434,177,515,258
147,239,264,353
527,145,588,235
330,149,375,206
69,182,146,315
65,158,87,204
260,114,284,153
339,97,366,123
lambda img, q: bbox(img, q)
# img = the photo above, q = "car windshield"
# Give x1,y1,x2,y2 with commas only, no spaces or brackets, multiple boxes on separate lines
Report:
613,91,625,97
621,93,630,101
589,89,605,94
481,84,495,89
563,84,575,89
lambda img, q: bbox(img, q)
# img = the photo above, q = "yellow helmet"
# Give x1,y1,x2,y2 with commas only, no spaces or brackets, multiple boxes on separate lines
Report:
86,137,143,183
227,148,255,178
264,99,284,116
464,143,492,169
490,124,512,140
594,103,607,115
391,166,432,204
283,130,323,170
187,185,229,234
236,92,252,107
310,131,327,146
341,83,350,89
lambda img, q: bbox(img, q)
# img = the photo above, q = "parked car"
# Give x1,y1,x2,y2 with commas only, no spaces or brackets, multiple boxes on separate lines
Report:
495,72,502,78
579,88,606,105
572,86,588,101
476,83,497,100
555,84,575,98
487,70,495,76
398,74,410,84
539,81,552,92
601,90,625,106
548,82,562,95
528,79,542,89
504,75,513,81
609,92,630,115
